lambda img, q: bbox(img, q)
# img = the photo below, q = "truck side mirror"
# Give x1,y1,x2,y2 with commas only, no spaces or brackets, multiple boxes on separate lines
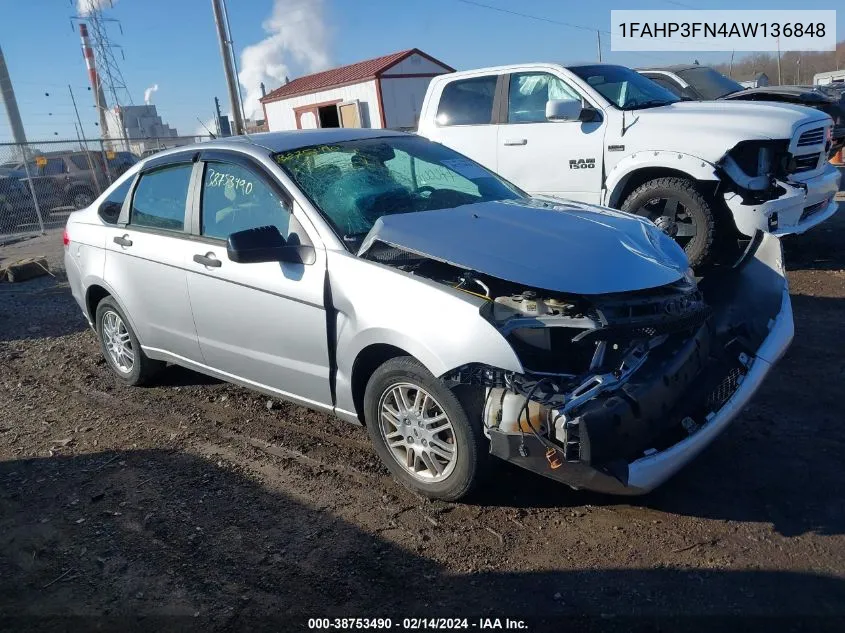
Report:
545,99,582,121
546,100,600,123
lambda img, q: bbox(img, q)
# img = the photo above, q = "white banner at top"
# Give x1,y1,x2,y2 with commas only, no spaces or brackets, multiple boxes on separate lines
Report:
611,10,837,52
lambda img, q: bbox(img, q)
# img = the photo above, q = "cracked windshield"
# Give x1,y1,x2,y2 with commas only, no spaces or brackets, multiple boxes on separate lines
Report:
274,136,522,243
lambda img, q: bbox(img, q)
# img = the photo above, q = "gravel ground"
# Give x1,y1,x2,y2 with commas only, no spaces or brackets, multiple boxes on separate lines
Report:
2,203,845,631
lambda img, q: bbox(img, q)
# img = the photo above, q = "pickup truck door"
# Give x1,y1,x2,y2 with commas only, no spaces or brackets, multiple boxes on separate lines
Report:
496,71,606,203
418,74,501,174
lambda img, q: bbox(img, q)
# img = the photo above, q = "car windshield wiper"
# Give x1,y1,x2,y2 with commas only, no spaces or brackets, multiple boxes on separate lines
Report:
342,231,370,244
624,99,675,110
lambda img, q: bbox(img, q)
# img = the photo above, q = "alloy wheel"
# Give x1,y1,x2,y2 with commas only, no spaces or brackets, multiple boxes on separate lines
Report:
378,382,457,483
101,310,134,374
641,196,698,248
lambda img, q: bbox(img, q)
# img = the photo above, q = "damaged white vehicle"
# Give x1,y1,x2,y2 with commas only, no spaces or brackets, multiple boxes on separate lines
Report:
64,130,793,500
418,63,841,267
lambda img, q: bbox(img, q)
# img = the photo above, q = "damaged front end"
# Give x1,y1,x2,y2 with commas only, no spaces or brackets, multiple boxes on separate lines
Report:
718,125,841,237
438,232,792,495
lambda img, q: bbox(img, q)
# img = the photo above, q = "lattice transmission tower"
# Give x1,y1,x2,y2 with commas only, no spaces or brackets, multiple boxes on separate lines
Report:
71,0,133,140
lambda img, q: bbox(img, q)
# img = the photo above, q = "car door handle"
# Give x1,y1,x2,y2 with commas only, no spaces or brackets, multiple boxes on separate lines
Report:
193,253,222,268
113,235,132,247
503,138,527,146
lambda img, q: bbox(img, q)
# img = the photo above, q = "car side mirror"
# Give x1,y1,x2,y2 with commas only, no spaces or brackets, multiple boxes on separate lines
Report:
545,99,600,122
227,225,316,265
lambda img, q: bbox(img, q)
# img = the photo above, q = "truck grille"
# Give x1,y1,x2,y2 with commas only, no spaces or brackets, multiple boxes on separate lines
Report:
793,153,821,172
797,127,825,147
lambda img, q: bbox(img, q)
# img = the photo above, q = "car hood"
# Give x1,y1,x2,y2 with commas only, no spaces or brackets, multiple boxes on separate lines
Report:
722,85,831,103
614,100,831,162
357,198,689,296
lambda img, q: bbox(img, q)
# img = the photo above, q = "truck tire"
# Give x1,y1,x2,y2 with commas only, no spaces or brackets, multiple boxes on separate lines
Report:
364,356,486,501
621,177,716,268
68,186,96,210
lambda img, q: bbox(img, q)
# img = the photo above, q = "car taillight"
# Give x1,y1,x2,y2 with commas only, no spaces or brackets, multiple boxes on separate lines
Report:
63,228,70,247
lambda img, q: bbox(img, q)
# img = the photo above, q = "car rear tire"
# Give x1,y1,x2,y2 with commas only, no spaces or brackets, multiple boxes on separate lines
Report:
364,356,486,501
95,296,163,386
621,177,716,268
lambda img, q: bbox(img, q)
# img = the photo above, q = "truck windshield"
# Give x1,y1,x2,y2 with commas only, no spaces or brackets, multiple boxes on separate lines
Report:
676,67,744,99
274,135,523,243
571,64,680,110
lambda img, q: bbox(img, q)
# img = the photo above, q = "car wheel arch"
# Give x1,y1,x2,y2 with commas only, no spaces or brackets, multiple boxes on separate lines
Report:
83,281,144,347
85,284,110,323
350,343,412,424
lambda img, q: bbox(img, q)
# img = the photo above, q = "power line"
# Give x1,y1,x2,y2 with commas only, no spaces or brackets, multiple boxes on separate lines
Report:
455,0,599,32
452,0,674,62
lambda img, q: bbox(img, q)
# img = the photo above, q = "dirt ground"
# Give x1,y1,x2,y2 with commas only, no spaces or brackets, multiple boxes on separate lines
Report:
2,197,845,631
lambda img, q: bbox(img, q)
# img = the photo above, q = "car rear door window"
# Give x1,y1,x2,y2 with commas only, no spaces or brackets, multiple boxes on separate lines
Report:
200,162,292,240
44,158,66,176
99,178,133,224
130,164,192,231
70,155,91,170
507,72,580,123
436,76,497,126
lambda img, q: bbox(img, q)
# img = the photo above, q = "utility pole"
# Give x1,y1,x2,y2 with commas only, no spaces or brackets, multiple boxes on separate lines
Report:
1,43,44,233
0,44,27,146
596,31,602,62
729,50,735,78
776,37,782,85
211,0,244,135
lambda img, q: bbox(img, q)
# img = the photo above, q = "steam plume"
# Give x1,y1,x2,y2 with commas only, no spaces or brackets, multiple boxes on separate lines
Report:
77,0,117,16
144,84,159,105
238,0,331,120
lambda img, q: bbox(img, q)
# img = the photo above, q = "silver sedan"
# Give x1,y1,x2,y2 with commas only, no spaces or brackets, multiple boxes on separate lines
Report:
64,129,792,500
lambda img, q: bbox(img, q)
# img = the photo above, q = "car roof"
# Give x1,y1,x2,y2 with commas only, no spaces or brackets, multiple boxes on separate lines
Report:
636,65,701,73
139,128,413,163
438,62,627,78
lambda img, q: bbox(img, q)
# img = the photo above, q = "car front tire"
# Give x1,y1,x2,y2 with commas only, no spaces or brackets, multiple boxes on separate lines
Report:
364,356,487,501
95,296,163,386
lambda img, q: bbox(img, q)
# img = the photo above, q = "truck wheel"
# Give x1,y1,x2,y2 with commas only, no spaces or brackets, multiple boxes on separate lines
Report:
621,177,716,268
68,187,95,210
364,356,486,501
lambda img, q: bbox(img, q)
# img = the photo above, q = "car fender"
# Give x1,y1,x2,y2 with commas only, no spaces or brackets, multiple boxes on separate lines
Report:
604,151,720,208
327,252,523,416
80,273,144,343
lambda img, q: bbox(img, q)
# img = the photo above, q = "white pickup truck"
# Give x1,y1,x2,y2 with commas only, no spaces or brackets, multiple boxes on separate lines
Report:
418,63,841,266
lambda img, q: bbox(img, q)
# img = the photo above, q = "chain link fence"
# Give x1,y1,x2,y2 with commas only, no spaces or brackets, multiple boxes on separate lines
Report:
0,135,212,241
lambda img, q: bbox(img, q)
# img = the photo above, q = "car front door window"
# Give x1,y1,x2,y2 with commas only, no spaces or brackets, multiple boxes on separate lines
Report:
507,72,580,123
200,162,292,240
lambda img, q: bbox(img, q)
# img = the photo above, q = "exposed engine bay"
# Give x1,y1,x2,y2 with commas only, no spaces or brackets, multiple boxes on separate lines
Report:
361,230,790,494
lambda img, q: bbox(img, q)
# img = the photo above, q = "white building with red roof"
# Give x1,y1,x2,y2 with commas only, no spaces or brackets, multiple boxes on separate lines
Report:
259,49,453,132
